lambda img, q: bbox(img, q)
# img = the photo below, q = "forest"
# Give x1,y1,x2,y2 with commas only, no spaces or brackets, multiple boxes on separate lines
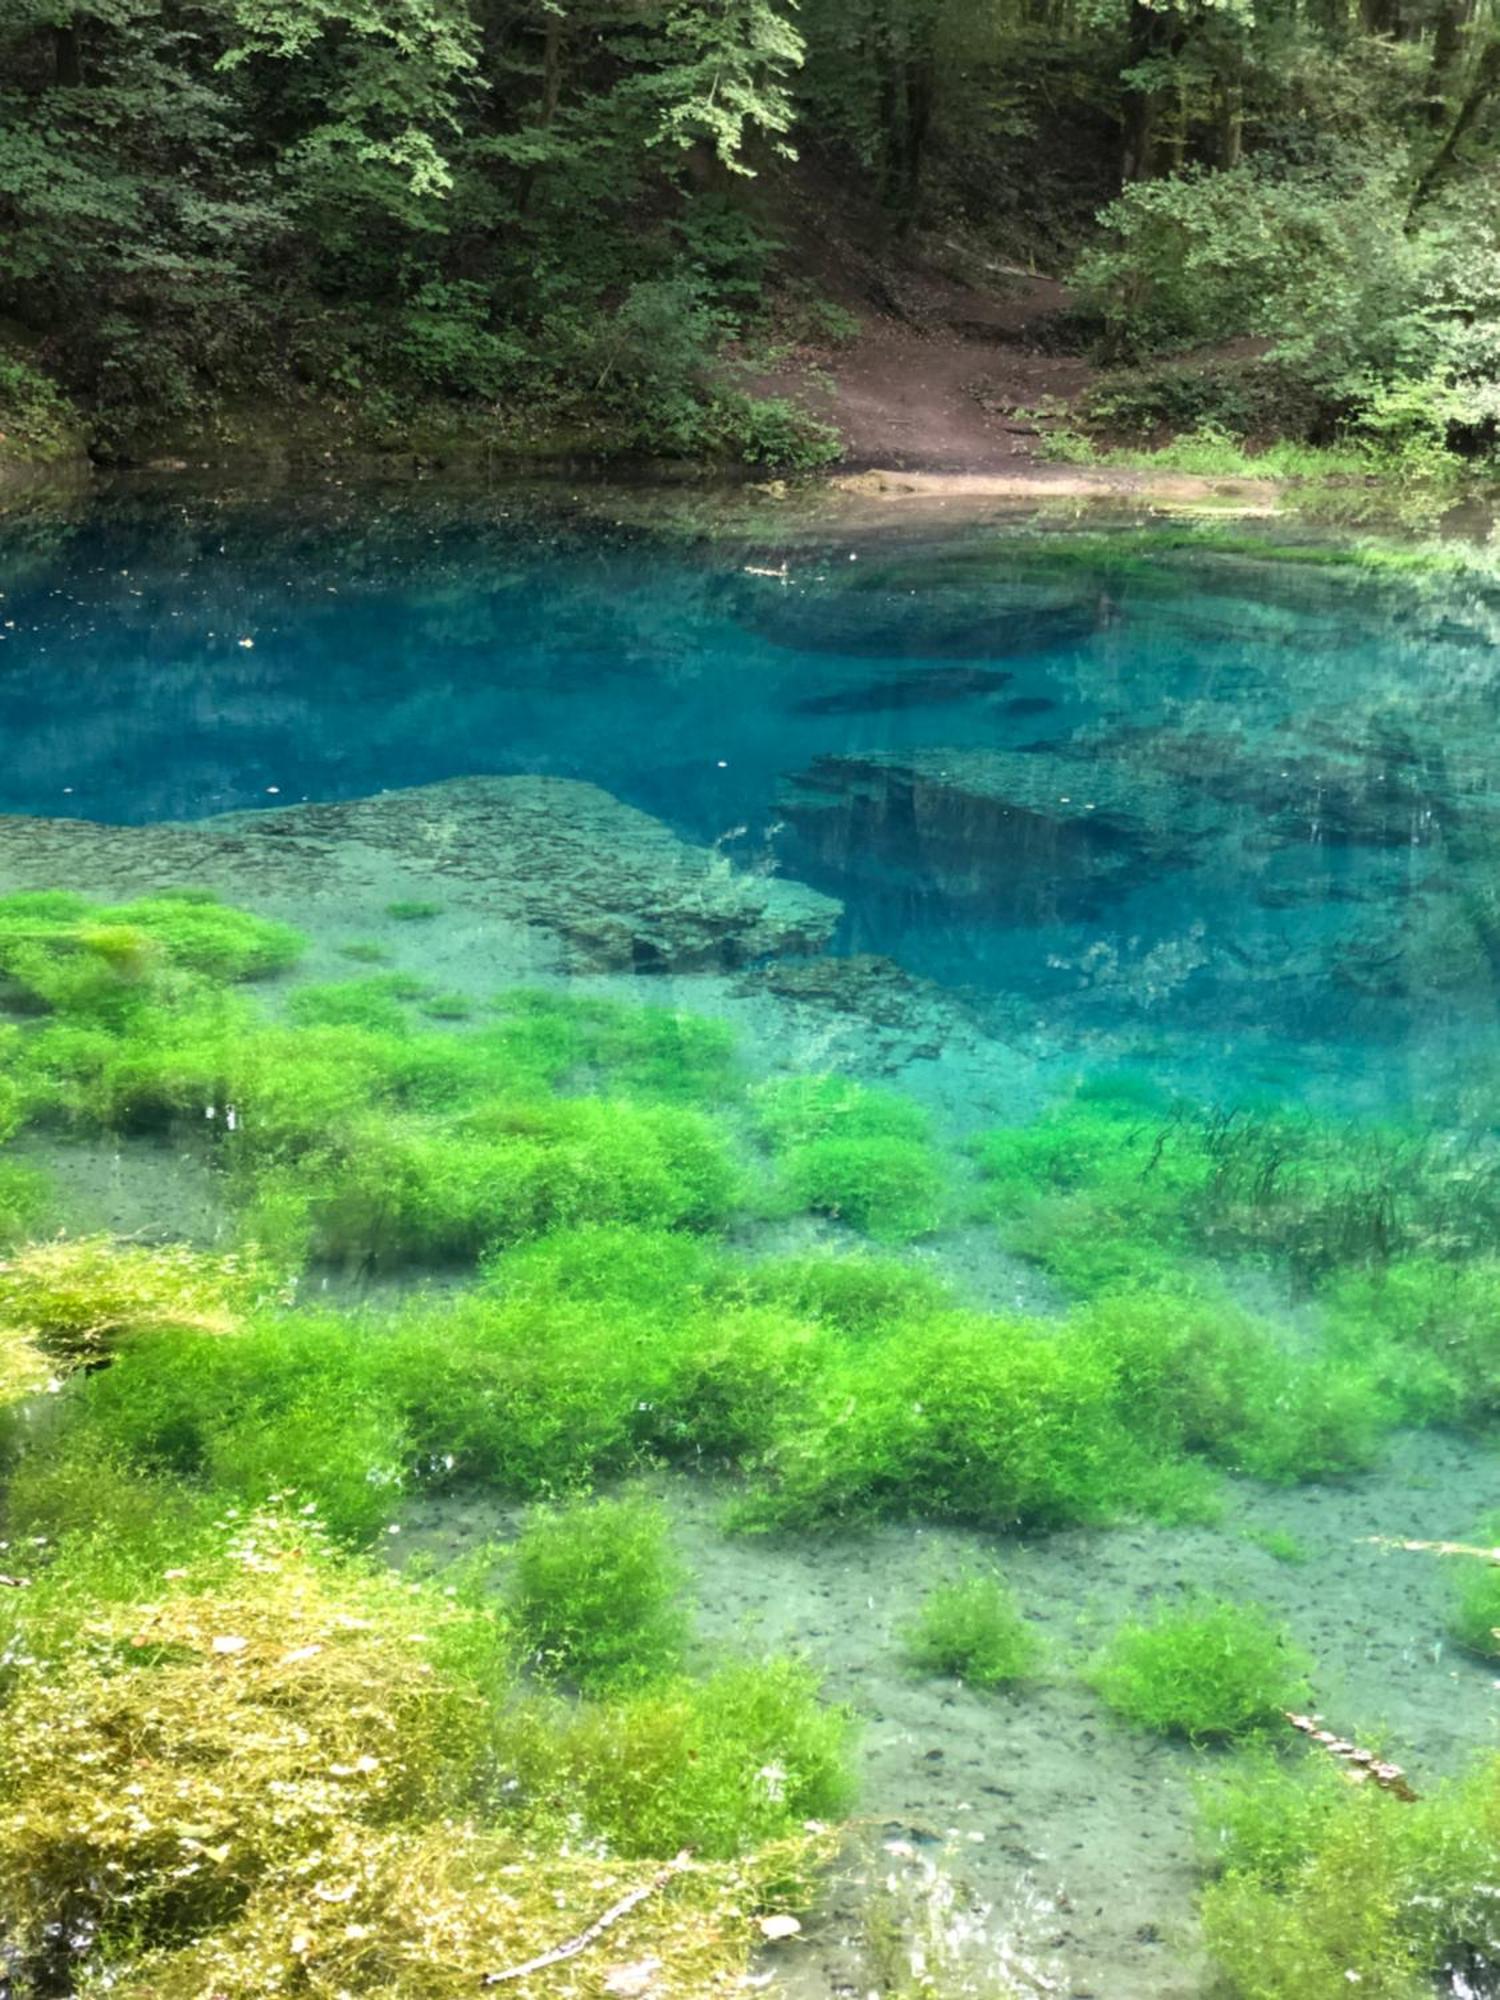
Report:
7,0,1500,473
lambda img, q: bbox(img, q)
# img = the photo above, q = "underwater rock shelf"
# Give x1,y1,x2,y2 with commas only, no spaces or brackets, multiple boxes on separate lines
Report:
0,775,843,974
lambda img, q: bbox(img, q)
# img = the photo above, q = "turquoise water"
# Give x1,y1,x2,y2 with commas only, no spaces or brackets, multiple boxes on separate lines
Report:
6,484,1500,2000
8,492,1500,1100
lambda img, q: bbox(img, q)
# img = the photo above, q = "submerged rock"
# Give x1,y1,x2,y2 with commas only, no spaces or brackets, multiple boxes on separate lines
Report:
790,664,1015,715
779,747,1220,919
0,776,842,974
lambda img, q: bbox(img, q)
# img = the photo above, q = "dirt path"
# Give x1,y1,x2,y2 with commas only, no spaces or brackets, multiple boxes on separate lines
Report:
769,248,1096,472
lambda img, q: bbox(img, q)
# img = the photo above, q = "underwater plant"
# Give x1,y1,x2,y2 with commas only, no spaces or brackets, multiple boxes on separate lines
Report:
780,1135,946,1242
0,1503,501,1974
899,1570,1040,1687
510,1491,690,1694
501,1656,856,1860
1092,1597,1312,1742
0,1498,840,2000
1198,1748,1500,1999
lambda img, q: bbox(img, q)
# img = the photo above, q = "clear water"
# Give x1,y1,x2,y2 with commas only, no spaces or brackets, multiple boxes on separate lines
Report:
7,481,1500,1998
10,488,1500,1098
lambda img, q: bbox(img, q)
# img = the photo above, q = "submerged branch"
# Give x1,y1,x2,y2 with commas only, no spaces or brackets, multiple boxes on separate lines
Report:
480,1850,695,1986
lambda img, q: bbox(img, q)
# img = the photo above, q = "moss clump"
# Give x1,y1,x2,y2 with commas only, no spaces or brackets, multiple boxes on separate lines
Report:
753,1073,948,1247
511,1492,690,1693
385,899,443,920
779,1133,946,1242
754,1074,931,1150
739,1250,952,1335
1199,1750,1500,1999
1447,1530,1500,1659
976,1088,1500,1296
0,1235,275,1420
899,1571,1040,1687
419,990,474,1020
742,1310,1163,1532
0,1502,839,2000
1322,1257,1500,1426
482,1221,730,1311
297,1097,740,1265
0,889,303,996
1071,1286,1393,1486
0,1504,502,1973
286,976,418,1035
1093,1598,1311,1742
503,1656,856,1861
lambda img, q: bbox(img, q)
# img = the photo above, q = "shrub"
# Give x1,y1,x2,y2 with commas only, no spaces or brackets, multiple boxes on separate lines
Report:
899,1571,1039,1687
510,1492,690,1693
1092,1598,1311,1743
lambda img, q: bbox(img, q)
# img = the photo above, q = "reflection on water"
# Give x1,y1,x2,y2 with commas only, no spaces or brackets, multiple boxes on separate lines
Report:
5,484,1500,2000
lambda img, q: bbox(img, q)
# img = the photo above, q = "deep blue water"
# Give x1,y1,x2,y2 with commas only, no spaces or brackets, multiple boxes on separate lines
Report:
6,485,1500,1092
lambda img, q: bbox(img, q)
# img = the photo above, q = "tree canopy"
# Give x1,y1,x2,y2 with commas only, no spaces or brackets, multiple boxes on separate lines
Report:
6,0,1500,466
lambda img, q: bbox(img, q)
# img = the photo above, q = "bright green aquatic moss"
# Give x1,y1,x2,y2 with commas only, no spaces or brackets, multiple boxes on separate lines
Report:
1199,1750,1500,1999
511,1492,689,1693
753,1073,931,1151
1093,1598,1311,1742
780,1135,946,1242
501,1657,856,1861
289,1097,740,1265
899,1570,1040,1687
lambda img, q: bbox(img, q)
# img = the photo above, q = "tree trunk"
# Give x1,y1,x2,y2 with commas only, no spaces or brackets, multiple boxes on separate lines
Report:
1120,0,1183,180
53,22,82,86
1426,0,1475,124
1413,33,1500,204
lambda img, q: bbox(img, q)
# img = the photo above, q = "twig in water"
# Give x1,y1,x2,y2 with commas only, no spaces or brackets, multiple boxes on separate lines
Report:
1364,1536,1500,1563
1284,1712,1418,1801
480,1850,694,1987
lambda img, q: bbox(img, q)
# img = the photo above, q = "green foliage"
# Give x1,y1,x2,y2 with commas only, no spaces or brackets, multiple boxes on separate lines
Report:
1322,1258,1500,1426
1093,1598,1311,1743
1199,1751,1500,2000
385,900,443,921
899,1570,1039,1687
0,1504,501,1969
1448,1533,1500,1660
510,1492,690,1693
505,1657,856,1861
1243,1529,1311,1566
756,1074,932,1151
780,1134,945,1241
296,1096,739,1265
739,1249,952,1334
743,1309,1168,1532
0,344,81,460
0,1498,829,1999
